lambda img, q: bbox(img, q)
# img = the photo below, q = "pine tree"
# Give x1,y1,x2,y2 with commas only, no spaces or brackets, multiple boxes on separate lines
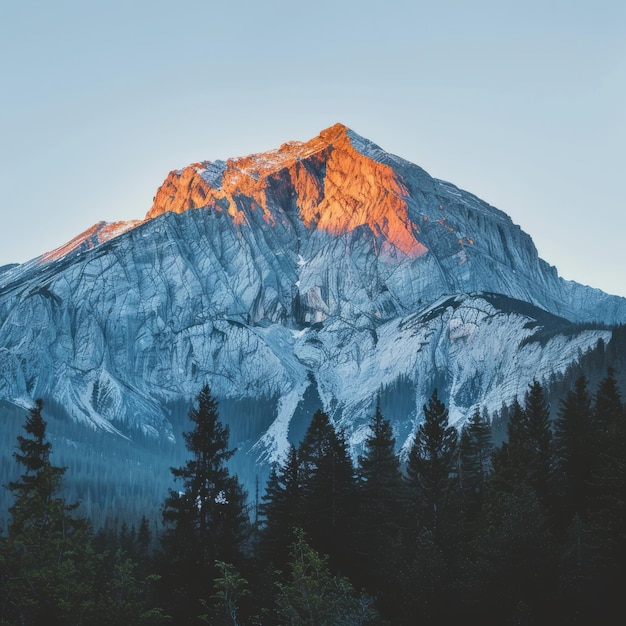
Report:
137,515,152,559
593,367,623,453
157,385,250,623
354,403,403,617
498,382,554,505
468,483,556,623
298,410,357,575
406,389,458,534
258,445,302,570
459,407,493,522
1,400,95,625
523,379,554,504
588,369,625,595
357,403,402,505
476,384,559,620
554,375,594,522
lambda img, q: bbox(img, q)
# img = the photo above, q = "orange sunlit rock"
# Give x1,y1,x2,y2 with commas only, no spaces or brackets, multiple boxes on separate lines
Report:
40,220,143,263
147,123,428,258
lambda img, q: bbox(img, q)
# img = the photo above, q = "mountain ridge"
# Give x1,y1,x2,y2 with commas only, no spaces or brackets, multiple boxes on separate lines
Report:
0,124,623,473
6,124,624,325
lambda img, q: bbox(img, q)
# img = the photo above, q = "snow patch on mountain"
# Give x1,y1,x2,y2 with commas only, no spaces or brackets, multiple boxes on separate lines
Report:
0,124,623,470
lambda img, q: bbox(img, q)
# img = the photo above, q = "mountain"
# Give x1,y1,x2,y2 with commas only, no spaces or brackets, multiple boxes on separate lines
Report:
0,123,623,512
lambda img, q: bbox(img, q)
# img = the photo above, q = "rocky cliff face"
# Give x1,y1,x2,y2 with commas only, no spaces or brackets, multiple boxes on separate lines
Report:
0,123,623,464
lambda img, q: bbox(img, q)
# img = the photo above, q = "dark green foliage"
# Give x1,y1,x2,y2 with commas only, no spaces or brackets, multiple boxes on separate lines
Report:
593,367,623,451
459,407,493,522
467,485,557,623
522,379,554,504
157,385,251,623
406,389,458,534
0,401,93,624
0,370,625,624
496,382,553,505
554,375,594,521
354,403,404,616
273,529,378,626
200,560,251,626
258,445,302,570
0,401,162,625
297,410,357,575
357,403,403,501
586,369,626,605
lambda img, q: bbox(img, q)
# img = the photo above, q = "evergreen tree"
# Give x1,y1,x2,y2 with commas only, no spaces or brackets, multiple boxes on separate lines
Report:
504,397,526,463
593,367,623,453
459,407,493,522
523,379,554,504
467,484,557,624
473,384,560,622
298,410,357,575
357,403,402,505
258,445,302,571
554,375,594,522
157,385,250,623
92,549,166,626
7,400,74,536
588,369,625,604
354,403,403,617
137,514,152,560
0,400,96,625
406,389,458,534
497,382,554,505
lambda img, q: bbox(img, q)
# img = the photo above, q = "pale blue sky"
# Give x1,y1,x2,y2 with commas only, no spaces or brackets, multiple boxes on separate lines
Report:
2,0,625,296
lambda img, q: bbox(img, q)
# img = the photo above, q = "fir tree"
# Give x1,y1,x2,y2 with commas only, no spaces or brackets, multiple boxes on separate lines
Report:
357,402,402,504
0,400,96,625
497,382,554,505
459,407,493,522
298,410,357,575
406,389,458,534
593,367,623,453
354,403,403,617
523,379,554,504
258,445,302,571
588,369,626,597
554,375,594,522
137,514,152,559
157,385,250,623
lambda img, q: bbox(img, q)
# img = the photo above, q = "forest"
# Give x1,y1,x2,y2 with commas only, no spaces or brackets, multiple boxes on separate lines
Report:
0,359,625,625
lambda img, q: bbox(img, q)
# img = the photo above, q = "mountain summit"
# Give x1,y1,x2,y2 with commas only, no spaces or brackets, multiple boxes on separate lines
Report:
0,124,623,475
147,123,426,258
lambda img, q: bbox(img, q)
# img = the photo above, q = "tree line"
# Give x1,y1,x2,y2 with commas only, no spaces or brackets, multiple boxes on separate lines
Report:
0,371,624,624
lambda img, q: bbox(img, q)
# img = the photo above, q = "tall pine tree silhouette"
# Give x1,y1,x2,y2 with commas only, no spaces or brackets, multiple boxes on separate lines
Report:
406,389,458,534
554,375,594,522
258,444,302,571
298,409,356,575
589,368,625,595
459,407,493,523
355,402,404,618
1,400,93,625
158,385,250,623
523,379,554,505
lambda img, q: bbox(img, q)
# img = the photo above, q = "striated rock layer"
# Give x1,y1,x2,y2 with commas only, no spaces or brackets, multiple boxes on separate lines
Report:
0,123,624,465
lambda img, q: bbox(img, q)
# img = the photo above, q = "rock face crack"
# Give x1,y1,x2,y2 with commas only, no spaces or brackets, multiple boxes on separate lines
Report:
0,123,624,471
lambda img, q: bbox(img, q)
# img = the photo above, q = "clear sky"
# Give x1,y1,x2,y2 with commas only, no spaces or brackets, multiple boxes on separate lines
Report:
1,0,625,296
